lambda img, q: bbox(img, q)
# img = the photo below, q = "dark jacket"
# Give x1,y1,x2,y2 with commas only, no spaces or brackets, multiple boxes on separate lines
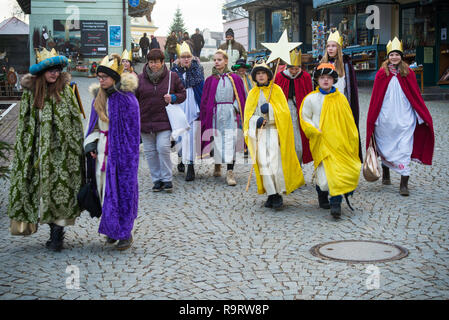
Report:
139,36,150,49
166,35,178,54
150,37,160,49
191,33,205,50
136,64,186,133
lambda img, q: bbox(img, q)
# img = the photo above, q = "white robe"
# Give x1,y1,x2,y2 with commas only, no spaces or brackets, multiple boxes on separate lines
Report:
84,103,109,205
213,75,239,164
248,89,286,196
178,74,200,163
282,70,304,164
374,75,423,176
301,91,329,191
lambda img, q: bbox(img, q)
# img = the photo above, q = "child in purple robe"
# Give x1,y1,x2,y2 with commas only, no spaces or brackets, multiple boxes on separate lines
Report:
85,54,140,250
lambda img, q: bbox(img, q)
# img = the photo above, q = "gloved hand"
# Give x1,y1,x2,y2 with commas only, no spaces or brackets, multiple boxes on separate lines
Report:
256,117,265,128
260,103,269,114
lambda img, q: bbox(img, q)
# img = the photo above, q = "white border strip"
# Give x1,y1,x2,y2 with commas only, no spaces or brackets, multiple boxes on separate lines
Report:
0,103,17,121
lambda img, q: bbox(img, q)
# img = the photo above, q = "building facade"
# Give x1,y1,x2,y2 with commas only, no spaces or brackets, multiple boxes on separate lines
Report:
15,0,151,76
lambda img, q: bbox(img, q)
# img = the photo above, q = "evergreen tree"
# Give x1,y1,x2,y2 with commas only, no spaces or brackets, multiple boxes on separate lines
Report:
168,7,187,36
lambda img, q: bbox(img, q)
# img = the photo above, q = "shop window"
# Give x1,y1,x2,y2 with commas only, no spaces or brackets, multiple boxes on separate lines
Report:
271,9,292,42
402,6,436,54
255,10,266,50
329,5,357,47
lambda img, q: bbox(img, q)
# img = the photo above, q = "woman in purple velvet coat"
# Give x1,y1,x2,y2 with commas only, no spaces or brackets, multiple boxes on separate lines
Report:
85,54,140,250
200,50,246,186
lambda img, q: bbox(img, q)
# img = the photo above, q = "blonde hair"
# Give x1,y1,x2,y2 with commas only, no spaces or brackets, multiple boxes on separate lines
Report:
320,42,345,77
214,50,229,60
381,58,409,77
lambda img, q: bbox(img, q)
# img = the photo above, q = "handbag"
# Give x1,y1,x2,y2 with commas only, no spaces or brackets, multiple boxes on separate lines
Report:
10,219,38,236
165,71,190,140
77,153,102,218
363,134,381,182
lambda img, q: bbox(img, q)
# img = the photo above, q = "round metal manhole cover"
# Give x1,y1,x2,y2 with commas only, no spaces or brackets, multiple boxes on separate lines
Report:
310,240,409,263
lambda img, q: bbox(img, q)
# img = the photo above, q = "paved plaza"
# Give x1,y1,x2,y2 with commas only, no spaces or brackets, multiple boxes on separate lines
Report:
0,64,448,300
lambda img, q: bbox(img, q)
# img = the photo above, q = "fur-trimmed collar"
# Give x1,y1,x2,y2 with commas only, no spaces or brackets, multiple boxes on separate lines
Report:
89,72,138,97
20,72,71,90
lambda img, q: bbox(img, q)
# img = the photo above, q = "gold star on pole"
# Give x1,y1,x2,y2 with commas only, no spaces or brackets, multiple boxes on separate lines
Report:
261,30,302,65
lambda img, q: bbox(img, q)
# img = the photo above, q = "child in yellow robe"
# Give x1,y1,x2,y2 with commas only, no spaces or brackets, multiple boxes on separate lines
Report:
300,63,361,218
244,61,305,209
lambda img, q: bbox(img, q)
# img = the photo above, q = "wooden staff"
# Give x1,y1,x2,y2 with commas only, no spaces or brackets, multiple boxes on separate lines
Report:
246,58,281,192
71,83,86,119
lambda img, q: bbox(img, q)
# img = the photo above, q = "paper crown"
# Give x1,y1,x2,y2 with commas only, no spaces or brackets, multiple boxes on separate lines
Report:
289,48,302,67
121,49,132,61
327,30,343,46
176,42,192,57
36,48,58,63
386,37,403,55
99,54,124,75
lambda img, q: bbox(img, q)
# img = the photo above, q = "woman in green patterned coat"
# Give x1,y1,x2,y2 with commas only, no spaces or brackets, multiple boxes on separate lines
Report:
7,49,84,252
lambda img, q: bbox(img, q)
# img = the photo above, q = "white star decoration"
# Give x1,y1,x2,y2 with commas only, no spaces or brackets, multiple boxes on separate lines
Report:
261,30,302,65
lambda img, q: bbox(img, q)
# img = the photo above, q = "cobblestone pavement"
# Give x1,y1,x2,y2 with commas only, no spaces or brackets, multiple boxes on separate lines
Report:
0,64,448,300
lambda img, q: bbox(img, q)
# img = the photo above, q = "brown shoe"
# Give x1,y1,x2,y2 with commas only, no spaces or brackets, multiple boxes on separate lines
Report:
213,164,221,177
226,170,236,186
382,165,391,185
400,176,409,196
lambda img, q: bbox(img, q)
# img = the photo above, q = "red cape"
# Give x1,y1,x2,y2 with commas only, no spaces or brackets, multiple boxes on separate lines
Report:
366,68,434,165
275,70,314,164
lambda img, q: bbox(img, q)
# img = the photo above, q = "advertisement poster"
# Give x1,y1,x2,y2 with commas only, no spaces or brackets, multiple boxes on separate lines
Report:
109,25,122,47
53,20,81,58
80,20,108,57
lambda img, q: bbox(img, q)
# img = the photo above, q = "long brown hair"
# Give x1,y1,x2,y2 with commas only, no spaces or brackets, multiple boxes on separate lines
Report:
320,43,345,78
93,87,109,123
33,73,66,109
381,58,409,77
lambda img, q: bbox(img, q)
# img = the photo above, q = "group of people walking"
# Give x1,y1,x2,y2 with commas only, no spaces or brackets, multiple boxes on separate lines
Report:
6,30,434,252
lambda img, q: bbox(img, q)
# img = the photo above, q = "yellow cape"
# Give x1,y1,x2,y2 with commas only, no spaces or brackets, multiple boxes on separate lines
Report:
244,82,305,195
299,89,361,196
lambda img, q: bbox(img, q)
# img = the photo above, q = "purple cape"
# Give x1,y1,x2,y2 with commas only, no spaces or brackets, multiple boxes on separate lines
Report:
86,91,140,240
199,73,246,156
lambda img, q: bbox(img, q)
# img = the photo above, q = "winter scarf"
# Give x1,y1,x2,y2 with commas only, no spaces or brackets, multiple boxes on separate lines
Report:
172,60,204,89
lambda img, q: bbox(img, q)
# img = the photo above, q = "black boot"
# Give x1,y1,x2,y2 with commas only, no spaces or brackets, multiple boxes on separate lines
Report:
46,223,64,252
400,176,409,196
177,161,185,173
330,203,342,219
382,165,391,185
264,195,274,208
116,235,133,251
318,190,330,209
272,194,283,210
185,164,195,181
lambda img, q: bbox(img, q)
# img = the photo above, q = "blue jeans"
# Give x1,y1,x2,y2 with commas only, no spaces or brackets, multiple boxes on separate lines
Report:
315,185,342,205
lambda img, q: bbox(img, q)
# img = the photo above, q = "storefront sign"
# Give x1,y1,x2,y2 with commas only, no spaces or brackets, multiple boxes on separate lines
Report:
80,20,108,57
109,25,122,47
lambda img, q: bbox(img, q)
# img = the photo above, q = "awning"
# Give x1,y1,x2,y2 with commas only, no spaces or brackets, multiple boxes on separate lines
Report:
16,0,30,14
224,0,260,10
313,0,399,9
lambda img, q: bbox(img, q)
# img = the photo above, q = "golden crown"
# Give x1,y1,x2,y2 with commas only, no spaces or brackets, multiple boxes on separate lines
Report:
36,48,58,63
386,37,403,55
289,48,302,67
177,42,192,57
327,30,343,46
99,54,124,75
121,49,132,61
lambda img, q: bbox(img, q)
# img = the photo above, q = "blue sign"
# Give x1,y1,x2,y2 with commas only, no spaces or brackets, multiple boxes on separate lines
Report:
129,0,140,7
109,25,122,47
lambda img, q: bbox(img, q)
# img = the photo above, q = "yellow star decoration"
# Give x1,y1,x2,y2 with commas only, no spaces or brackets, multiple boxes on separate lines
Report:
261,30,302,65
